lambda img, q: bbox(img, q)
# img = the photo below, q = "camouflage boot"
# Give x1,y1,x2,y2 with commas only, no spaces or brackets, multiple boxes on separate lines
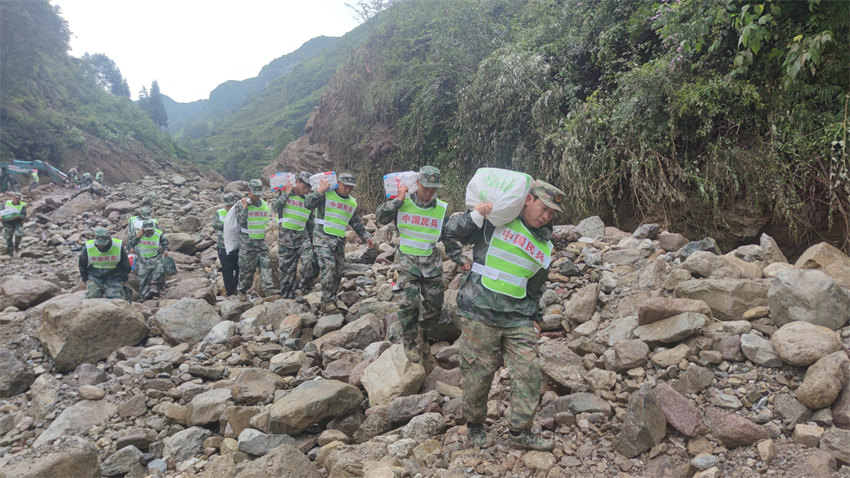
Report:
403,340,421,363
508,429,554,451
467,423,492,448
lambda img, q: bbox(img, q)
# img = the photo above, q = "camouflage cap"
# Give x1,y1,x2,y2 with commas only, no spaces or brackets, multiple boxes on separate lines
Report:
222,192,237,204
298,171,312,185
93,227,111,246
139,206,152,218
12,192,22,199
141,219,155,230
529,179,566,213
248,178,263,194
338,173,356,187
418,165,442,189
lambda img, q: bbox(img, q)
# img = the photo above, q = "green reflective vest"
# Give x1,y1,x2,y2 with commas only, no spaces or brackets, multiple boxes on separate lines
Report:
95,172,103,182
318,190,356,237
396,198,447,256
217,208,227,222
1,200,25,220
242,200,271,240
474,218,552,299
278,195,309,232
86,239,123,269
137,230,163,258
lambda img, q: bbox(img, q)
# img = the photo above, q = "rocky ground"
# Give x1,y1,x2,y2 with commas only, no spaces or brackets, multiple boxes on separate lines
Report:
2,174,850,478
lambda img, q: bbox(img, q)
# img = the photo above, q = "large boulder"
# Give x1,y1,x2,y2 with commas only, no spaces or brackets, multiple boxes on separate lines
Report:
0,277,61,310
233,443,322,478
771,321,843,367
37,299,148,372
797,351,850,410
268,380,362,435
768,269,850,330
51,193,104,222
33,400,118,448
361,344,426,406
637,297,712,325
795,242,850,289
0,347,35,397
0,436,100,478
674,279,770,321
153,297,222,345
164,232,197,255
681,251,762,280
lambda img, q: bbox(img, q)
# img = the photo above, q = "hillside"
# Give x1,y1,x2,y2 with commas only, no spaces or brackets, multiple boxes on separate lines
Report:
0,0,195,183
266,0,849,254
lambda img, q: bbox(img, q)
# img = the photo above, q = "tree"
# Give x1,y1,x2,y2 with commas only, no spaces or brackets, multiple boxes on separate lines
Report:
345,0,393,23
138,81,168,128
82,53,131,97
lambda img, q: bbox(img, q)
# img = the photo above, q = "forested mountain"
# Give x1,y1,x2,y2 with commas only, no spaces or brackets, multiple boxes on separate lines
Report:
176,28,373,180
164,36,340,136
0,0,187,179
289,0,848,251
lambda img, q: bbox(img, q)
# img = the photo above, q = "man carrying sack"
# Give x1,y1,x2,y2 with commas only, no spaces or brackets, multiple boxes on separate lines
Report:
445,178,566,451
234,179,274,301
273,171,317,299
375,165,464,362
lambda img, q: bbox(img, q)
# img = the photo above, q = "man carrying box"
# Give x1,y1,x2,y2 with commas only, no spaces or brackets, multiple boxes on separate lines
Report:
376,165,465,362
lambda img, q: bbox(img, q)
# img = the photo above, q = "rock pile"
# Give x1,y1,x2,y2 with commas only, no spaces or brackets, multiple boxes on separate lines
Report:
1,175,850,477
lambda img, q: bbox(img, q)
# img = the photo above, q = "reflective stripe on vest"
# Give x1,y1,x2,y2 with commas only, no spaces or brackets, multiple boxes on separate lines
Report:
479,218,552,299
396,198,447,256
217,209,227,222
321,190,356,237
2,200,25,219
278,195,309,231
86,239,122,269
137,230,162,258
245,200,271,239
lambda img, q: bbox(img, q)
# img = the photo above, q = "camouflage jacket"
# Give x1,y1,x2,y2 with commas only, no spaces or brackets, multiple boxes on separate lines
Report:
233,198,272,246
444,210,551,327
375,194,464,278
78,241,131,283
272,190,313,248
304,191,370,250
126,230,169,258
212,208,226,250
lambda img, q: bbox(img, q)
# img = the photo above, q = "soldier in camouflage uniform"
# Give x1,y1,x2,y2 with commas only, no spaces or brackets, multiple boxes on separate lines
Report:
79,227,131,300
375,166,464,362
127,219,169,300
1,192,25,256
273,171,317,299
305,172,373,314
445,179,566,451
213,192,239,296
234,179,274,301
127,206,157,241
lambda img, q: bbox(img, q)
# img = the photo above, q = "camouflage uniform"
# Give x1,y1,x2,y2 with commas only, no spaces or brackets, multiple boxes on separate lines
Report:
272,172,317,299
79,228,132,301
1,194,25,256
304,173,371,306
445,179,565,448
127,220,169,300
214,193,239,296
375,166,464,352
235,179,274,296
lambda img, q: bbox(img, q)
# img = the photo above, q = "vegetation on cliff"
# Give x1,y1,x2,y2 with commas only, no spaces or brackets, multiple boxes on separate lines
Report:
309,0,848,248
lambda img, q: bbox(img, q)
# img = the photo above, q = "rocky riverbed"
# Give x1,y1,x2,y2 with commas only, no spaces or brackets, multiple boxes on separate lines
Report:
2,173,850,478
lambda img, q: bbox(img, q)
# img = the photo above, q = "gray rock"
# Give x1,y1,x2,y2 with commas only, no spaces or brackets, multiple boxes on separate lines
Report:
768,269,850,330
237,428,295,456
162,426,211,462
153,297,222,345
612,385,666,458
0,347,34,397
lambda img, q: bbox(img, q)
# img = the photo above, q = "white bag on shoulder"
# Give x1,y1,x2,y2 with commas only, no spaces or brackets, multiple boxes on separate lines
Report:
223,204,241,253
465,168,533,227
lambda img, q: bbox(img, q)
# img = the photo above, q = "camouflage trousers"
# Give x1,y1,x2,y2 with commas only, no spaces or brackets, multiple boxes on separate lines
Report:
460,318,541,431
396,269,444,345
137,256,166,299
315,244,344,303
86,276,130,301
238,239,273,294
278,238,317,299
3,223,22,255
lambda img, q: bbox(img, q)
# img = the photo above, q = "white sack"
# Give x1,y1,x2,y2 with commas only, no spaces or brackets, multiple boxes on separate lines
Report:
223,203,241,253
465,168,533,227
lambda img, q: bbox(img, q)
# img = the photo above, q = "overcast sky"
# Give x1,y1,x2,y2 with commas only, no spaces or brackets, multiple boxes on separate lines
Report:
52,0,363,103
